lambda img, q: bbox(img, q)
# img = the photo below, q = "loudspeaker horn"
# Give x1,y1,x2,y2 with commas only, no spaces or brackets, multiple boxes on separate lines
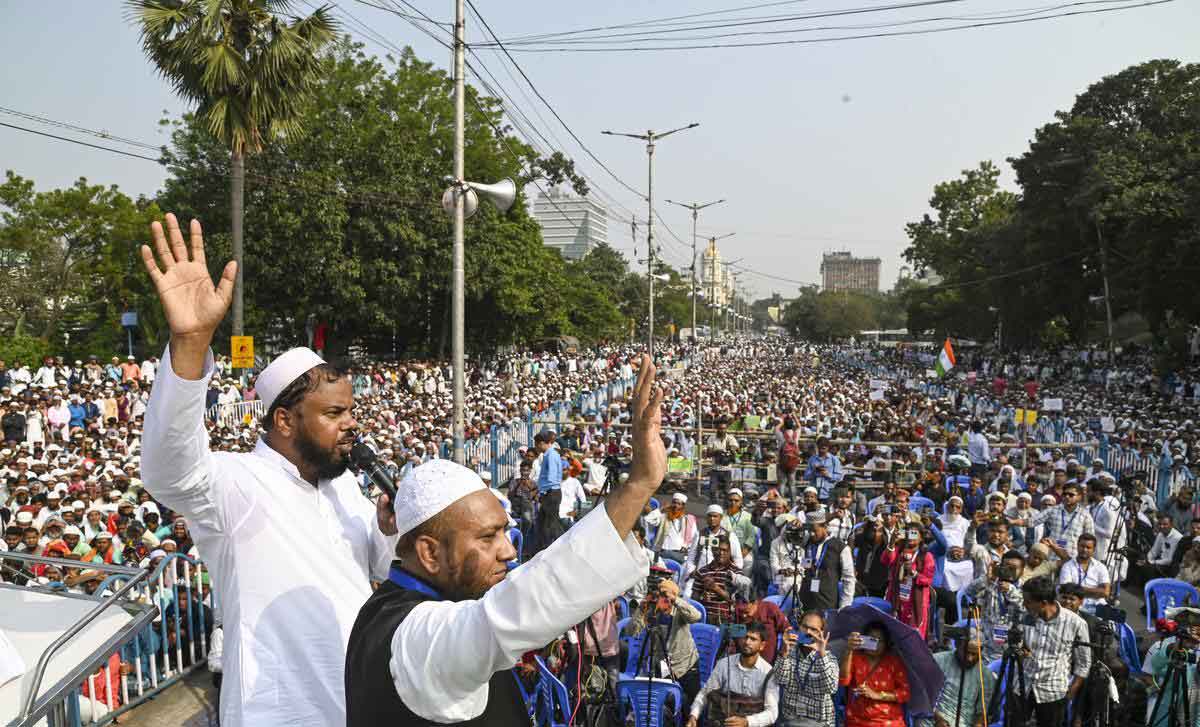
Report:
441,185,479,219
467,178,517,214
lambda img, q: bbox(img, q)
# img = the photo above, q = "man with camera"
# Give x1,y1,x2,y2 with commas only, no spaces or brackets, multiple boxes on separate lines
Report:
622,574,705,704
685,504,743,581
826,486,857,543
686,536,750,625
1015,575,1092,727
964,550,1025,662
774,512,854,612
705,421,739,500
772,611,838,727
1146,606,1200,727
687,622,779,727
803,437,844,500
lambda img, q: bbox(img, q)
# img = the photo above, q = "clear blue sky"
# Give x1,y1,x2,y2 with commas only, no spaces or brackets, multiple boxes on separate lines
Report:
3,0,1197,298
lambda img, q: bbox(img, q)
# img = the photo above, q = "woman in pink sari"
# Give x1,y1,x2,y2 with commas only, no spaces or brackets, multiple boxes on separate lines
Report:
880,522,937,639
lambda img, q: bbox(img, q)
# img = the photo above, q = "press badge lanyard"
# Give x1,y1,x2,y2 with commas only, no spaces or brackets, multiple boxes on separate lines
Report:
1059,507,1079,539
389,566,443,601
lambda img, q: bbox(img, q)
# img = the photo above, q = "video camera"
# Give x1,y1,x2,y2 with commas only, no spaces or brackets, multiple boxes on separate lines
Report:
784,523,809,546
646,566,672,595
994,562,1019,584
699,534,722,550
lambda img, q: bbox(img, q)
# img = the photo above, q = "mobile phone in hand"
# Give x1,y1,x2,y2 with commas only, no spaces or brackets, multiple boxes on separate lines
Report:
857,635,879,651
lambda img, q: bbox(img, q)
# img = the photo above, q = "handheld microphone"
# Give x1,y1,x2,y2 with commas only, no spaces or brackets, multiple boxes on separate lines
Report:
349,440,397,508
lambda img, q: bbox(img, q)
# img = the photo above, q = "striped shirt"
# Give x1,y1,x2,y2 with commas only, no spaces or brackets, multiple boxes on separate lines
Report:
1028,504,1095,559
1019,604,1092,703
771,648,839,724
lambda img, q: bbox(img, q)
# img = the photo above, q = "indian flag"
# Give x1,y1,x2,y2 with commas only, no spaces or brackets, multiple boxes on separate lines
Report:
935,339,956,377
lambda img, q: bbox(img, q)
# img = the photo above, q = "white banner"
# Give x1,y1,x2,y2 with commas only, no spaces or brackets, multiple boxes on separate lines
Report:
1042,398,1064,412
869,389,886,401
869,378,888,390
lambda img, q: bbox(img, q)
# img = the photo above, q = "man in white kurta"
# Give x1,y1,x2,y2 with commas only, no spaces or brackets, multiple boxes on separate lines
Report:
142,347,394,726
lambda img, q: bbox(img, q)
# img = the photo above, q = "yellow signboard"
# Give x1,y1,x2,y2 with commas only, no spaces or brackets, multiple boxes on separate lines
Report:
231,336,255,369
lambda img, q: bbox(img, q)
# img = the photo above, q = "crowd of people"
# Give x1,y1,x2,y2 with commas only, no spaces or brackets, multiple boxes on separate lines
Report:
5,334,1200,725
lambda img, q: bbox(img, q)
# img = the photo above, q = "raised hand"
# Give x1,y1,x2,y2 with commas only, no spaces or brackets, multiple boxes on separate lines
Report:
141,214,236,379
141,214,236,342
627,354,667,491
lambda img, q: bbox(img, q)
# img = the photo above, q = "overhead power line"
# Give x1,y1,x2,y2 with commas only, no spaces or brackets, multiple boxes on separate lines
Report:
485,0,1173,52
0,121,164,163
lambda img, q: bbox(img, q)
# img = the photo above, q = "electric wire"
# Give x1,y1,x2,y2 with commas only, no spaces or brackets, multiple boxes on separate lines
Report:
484,0,1173,52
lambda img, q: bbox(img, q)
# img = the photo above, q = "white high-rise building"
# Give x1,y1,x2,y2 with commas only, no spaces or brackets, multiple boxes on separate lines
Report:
532,187,609,260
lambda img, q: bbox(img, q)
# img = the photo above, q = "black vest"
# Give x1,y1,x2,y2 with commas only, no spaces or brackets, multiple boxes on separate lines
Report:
345,577,528,726
798,538,846,611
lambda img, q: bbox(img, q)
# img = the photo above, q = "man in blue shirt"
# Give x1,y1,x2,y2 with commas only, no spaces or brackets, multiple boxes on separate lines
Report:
533,429,565,553
803,437,843,500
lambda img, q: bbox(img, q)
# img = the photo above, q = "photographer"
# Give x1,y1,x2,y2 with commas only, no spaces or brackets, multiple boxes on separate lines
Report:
687,622,779,727
622,575,704,704
964,550,1026,662
1010,482,1095,561
705,421,739,500
803,436,844,500
826,486,857,543
1146,608,1200,727
1016,575,1092,727
686,536,751,625
685,505,743,581
882,523,937,638
772,611,839,727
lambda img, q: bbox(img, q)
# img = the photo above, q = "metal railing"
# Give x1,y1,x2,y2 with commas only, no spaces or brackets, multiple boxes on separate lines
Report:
2,553,154,727
206,399,265,427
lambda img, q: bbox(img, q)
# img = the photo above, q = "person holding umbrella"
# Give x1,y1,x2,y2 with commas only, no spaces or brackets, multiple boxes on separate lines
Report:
840,623,912,727
881,523,937,638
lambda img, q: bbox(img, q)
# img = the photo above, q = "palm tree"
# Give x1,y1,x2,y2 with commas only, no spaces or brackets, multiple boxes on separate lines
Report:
126,0,338,336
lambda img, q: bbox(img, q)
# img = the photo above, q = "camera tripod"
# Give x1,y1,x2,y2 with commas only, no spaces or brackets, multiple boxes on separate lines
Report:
1148,648,1194,727
987,610,1030,727
1071,626,1117,727
631,605,677,725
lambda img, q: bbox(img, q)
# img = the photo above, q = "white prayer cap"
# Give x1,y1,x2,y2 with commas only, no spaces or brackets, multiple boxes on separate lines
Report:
706,504,723,515
255,347,326,412
394,459,487,537
672,493,688,504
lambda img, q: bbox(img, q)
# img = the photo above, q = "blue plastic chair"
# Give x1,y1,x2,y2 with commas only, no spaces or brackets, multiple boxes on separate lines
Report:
908,496,935,512
1144,578,1200,630
766,581,780,597
690,623,721,686
507,527,523,562
616,677,684,727
511,667,535,720
957,588,974,621
533,656,571,727
617,596,631,621
851,596,893,614
764,594,794,615
1117,622,1141,672
686,598,707,624
616,616,632,648
662,558,683,583
988,659,1006,727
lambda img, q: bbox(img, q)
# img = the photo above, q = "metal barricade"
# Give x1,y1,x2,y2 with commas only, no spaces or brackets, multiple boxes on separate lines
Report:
205,399,266,427
1,553,155,727
74,553,215,726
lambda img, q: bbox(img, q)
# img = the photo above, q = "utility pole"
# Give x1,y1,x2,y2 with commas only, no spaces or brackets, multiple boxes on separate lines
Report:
602,123,698,358
1095,216,1115,357
667,198,725,344
719,258,743,340
450,0,466,464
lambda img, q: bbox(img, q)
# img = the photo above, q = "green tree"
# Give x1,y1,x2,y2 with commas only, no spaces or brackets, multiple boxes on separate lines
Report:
157,43,605,356
0,172,163,357
127,0,339,338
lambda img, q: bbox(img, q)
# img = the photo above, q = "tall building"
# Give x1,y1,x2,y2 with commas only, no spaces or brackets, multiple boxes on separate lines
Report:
820,251,881,292
702,238,732,307
531,187,608,260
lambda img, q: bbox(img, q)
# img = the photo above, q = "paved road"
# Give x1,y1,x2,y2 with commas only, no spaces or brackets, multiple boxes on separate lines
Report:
118,669,217,727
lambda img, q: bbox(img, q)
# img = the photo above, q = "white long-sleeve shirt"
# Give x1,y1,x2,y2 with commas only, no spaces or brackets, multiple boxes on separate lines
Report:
388,502,647,722
1149,528,1183,567
690,654,779,727
142,346,396,727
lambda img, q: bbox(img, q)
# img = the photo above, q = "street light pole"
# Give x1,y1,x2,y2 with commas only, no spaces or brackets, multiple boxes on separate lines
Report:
451,0,466,464
1094,217,1115,357
719,258,743,340
602,123,698,358
667,199,725,344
